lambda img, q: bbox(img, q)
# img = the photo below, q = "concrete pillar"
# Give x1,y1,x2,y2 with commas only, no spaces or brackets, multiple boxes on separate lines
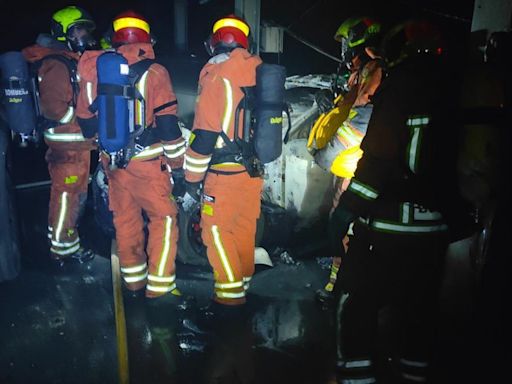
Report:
174,0,188,52
471,0,512,35
0,124,20,281
235,0,261,54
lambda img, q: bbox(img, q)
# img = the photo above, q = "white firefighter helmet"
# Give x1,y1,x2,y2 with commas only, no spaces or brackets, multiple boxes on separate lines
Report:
254,247,273,267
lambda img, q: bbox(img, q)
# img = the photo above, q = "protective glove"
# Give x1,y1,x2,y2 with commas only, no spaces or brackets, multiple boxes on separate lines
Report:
315,89,335,114
171,168,186,199
180,181,202,213
328,205,356,258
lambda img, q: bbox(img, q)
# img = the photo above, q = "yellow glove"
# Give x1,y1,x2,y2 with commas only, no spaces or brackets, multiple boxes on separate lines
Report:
308,108,346,150
330,145,364,178
307,94,347,150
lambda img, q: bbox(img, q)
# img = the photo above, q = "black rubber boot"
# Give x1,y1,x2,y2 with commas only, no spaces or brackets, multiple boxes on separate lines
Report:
182,301,247,336
51,247,96,267
69,247,96,263
144,299,180,381
146,289,195,309
145,294,181,331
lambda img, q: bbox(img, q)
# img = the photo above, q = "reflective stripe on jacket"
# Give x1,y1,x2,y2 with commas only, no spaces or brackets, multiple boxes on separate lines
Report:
184,48,262,183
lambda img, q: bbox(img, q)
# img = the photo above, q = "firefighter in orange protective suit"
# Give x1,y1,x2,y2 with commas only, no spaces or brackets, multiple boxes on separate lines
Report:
75,11,186,300
310,16,384,305
22,6,97,265
179,15,263,307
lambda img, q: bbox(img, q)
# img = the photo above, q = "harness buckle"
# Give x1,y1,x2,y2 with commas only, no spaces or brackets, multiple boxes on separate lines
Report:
134,143,145,153
122,85,135,99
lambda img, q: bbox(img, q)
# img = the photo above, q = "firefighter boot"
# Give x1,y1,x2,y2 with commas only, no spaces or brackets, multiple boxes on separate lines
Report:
145,290,182,330
182,301,247,337
203,304,256,384
51,247,96,267
70,247,96,263
145,297,180,381
146,288,196,310
146,289,196,329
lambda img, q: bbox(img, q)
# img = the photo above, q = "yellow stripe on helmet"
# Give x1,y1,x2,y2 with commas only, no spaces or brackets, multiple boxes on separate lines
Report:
213,18,249,36
113,17,150,34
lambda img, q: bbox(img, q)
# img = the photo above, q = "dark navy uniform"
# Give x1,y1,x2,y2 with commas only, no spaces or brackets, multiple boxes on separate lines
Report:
332,53,457,383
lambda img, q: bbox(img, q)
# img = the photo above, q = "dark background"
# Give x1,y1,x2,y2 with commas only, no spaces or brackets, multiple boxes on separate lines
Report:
1,0,475,75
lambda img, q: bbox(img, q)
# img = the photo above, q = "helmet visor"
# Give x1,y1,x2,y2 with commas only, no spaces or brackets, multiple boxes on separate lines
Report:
67,23,97,52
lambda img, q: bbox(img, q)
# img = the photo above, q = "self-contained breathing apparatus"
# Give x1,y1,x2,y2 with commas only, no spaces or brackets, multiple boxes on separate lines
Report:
0,51,78,147
91,51,154,170
211,63,289,177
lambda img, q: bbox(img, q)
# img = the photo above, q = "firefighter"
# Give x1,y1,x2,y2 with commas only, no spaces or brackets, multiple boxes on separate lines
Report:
22,6,97,265
179,15,263,308
75,11,186,301
329,20,455,383
311,16,384,305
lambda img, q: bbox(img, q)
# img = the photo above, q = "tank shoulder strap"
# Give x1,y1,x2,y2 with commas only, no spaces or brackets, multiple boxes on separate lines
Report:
32,54,78,74
128,59,155,87
32,54,79,107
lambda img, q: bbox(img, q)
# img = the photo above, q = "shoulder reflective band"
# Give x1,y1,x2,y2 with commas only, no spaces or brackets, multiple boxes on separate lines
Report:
86,82,94,106
135,70,149,127
113,17,150,33
213,18,249,36
215,78,233,148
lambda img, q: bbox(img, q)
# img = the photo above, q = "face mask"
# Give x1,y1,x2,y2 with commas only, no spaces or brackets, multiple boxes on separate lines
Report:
67,24,97,53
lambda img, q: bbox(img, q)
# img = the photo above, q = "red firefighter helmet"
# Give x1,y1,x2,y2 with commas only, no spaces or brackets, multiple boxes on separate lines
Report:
111,11,151,45
382,19,443,68
207,14,250,55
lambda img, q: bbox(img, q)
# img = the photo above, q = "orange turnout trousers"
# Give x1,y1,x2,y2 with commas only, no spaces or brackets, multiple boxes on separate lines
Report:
22,44,94,259
200,171,263,305
104,157,179,297
46,148,91,258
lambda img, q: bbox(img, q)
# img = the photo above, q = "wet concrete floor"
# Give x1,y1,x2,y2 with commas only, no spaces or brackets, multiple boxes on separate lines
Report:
1,183,339,384
1,159,491,384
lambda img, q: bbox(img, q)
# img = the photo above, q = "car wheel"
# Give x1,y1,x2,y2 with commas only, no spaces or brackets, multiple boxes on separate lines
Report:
177,202,266,266
177,203,208,266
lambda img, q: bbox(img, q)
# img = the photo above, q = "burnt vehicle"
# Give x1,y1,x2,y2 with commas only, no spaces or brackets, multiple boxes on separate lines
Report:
91,72,337,266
